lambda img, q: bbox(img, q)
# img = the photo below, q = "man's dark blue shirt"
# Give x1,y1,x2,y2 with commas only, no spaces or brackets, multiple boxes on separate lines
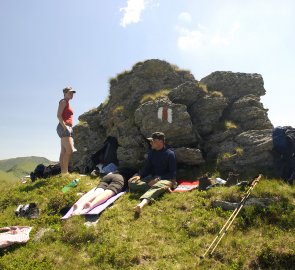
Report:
140,147,176,180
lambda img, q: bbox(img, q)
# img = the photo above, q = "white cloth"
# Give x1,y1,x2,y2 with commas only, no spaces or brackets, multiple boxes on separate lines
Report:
0,226,32,248
216,177,227,184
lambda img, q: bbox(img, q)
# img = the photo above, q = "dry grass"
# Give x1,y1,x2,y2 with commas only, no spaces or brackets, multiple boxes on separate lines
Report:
211,91,224,97
225,120,238,130
112,105,124,115
198,83,208,93
140,89,171,104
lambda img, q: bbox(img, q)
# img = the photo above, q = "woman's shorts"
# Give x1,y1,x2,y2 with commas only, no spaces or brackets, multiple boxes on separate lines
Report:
96,173,124,194
56,123,73,138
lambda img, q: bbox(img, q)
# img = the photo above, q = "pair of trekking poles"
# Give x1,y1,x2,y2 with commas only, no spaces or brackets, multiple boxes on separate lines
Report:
200,174,262,259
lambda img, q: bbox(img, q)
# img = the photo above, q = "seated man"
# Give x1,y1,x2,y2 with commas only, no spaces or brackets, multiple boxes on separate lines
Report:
72,167,137,215
128,132,176,215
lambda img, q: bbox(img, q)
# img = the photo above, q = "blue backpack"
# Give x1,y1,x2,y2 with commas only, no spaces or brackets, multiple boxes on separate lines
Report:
272,126,291,155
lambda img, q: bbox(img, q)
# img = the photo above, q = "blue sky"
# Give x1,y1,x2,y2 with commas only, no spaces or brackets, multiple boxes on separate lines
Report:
0,0,294,161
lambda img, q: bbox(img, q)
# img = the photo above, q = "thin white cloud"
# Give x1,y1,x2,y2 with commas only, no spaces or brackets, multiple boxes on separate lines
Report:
212,22,240,46
120,0,146,28
178,12,192,24
120,0,160,27
176,26,204,50
176,22,240,51
119,0,159,27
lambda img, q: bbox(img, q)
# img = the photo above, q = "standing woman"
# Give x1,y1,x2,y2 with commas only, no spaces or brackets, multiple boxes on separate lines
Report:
57,87,76,175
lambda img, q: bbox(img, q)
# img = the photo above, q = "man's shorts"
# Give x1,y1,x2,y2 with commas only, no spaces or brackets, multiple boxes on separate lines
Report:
56,123,73,138
96,173,124,194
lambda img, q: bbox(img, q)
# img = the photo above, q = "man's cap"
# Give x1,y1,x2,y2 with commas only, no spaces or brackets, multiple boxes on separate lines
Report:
147,132,165,142
63,87,76,94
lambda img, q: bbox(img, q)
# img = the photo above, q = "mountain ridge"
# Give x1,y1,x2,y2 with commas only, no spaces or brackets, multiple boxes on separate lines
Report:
0,156,53,183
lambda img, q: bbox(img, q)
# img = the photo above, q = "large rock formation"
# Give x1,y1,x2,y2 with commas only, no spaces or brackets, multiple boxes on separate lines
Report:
72,60,274,177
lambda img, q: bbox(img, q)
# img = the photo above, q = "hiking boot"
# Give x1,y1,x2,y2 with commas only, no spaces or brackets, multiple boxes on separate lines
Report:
198,176,212,190
225,172,239,187
15,205,24,216
17,203,39,218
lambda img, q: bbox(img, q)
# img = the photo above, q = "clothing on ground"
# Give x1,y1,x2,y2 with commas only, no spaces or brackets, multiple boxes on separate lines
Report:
0,226,32,248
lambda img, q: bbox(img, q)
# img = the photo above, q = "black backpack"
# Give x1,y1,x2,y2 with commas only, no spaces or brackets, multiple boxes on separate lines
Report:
272,126,295,156
43,163,61,178
272,126,295,184
30,163,61,182
91,136,119,167
272,126,290,155
30,164,45,182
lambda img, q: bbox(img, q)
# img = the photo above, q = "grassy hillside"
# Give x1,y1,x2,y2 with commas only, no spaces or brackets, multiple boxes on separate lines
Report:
0,171,18,184
0,156,52,183
0,174,294,270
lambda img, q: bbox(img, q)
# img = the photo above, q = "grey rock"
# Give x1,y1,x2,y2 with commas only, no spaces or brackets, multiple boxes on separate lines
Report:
168,81,206,107
189,94,228,136
226,95,273,130
33,228,54,242
134,98,197,147
173,147,205,165
200,71,266,101
216,129,273,174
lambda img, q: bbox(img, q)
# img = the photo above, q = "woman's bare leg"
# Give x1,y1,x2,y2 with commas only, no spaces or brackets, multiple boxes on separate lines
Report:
79,189,115,214
72,188,104,215
61,137,74,174
59,142,66,174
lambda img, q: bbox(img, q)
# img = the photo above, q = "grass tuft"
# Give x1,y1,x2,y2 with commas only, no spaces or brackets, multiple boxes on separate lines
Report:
140,89,171,104
198,83,208,93
211,91,223,97
225,120,238,130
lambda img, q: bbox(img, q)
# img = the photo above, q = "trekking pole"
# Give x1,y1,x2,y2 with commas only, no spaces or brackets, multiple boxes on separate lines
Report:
209,174,261,256
200,174,262,259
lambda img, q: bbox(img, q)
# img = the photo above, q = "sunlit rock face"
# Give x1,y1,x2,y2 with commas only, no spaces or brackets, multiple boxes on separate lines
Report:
72,59,273,177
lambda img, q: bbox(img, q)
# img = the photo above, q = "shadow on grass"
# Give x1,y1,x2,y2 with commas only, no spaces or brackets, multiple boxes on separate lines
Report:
250,246,295,269
126,193,143,200
0,243,27,257
19,180,48,192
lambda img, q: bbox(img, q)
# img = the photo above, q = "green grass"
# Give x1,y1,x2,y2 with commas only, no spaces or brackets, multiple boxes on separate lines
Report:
0,171,18,184
0,175,294,269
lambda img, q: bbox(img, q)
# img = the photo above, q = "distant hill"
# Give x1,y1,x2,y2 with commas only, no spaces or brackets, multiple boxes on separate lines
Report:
0,156,52,183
